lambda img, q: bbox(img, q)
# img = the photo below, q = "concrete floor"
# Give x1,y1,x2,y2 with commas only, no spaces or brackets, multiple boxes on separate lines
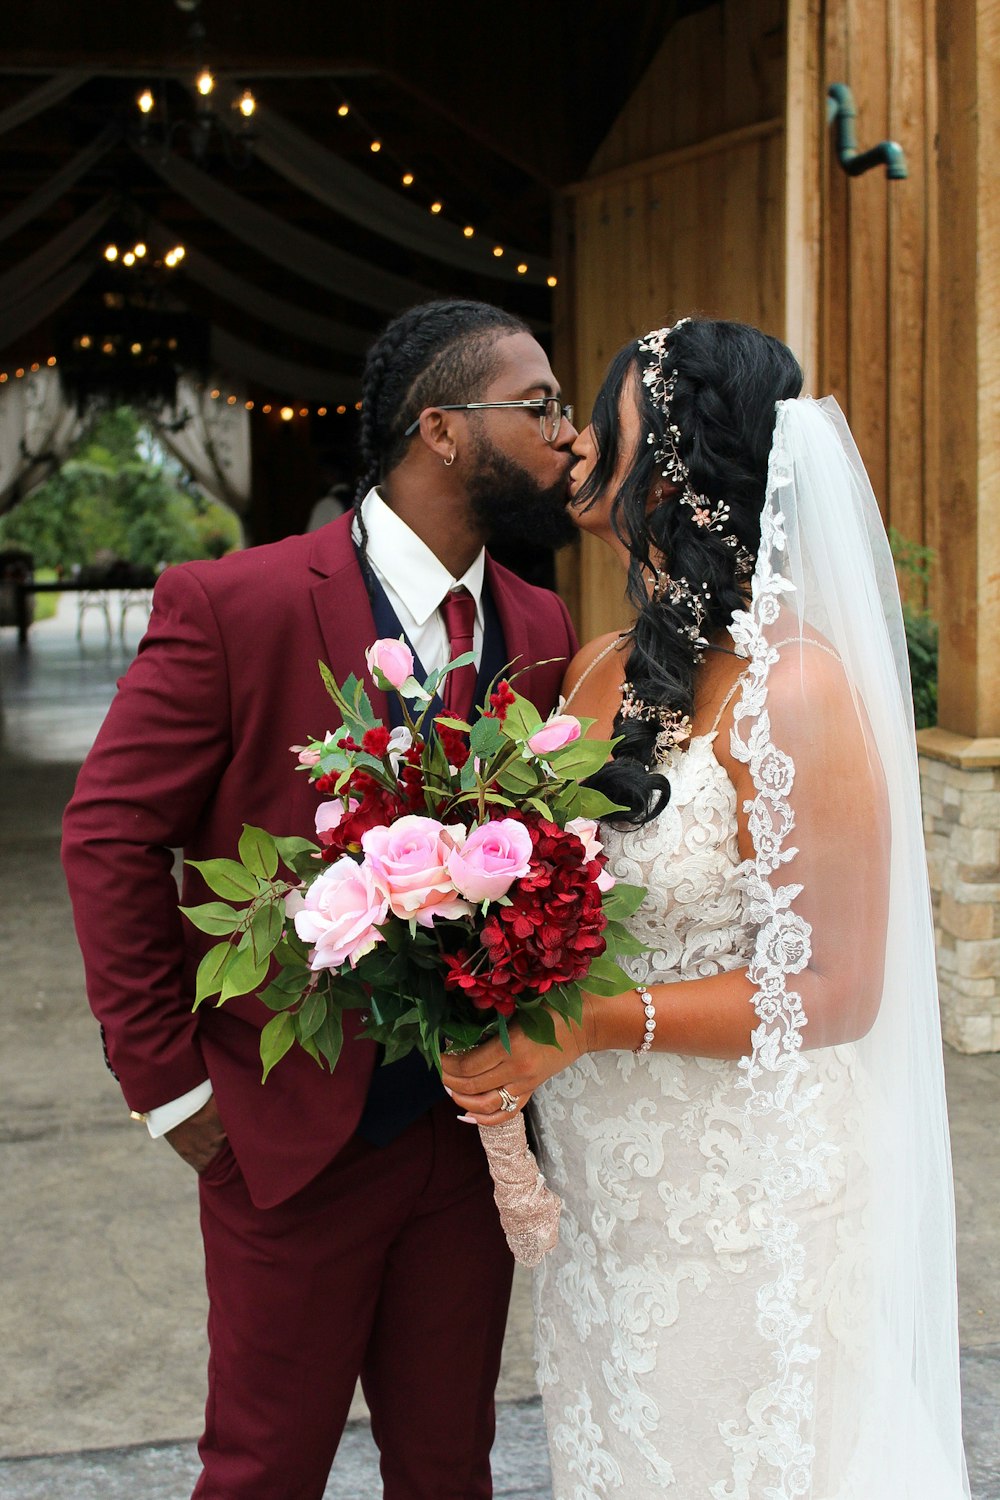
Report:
1,597,997,1499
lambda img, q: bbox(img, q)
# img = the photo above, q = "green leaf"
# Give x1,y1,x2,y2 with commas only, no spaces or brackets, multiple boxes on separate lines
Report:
547,982,584,1025
241,900,284,965
274,834,320,876
273,934,311,970
186,857,260,902
179,901,244,936
496,758,537,794
583,953,632,996
516,1005,561,1049
219,942,271,1003
567,785,629,820
193,941,234,1009
258,978,306,1012
602,881,647,921
238,824,279,880
297,989,327,1040
545,738,612,780
500,691,544,742
605,925,648,957
312,1006,344,1070
259,1012,295,1081
435,714,473,733
497,1012,511,1053
469,715,505,758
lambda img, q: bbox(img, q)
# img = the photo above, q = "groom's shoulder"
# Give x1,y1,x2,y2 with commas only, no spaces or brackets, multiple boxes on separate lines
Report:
486,555,572,624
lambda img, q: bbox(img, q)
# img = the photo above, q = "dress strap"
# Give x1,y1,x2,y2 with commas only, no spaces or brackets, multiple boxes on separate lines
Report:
708,635,842,734
561,634,628,712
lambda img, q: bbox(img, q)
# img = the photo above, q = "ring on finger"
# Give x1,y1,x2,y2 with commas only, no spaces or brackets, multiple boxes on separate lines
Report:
498,1086,520,1113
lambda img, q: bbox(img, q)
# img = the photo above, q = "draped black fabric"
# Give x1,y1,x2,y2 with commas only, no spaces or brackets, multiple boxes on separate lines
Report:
132,143,434,313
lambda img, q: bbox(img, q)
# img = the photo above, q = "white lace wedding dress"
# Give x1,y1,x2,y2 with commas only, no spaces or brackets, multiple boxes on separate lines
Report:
531,729,871,1500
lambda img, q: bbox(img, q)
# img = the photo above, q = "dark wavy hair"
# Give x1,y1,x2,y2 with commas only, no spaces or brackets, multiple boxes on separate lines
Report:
580,318,803,825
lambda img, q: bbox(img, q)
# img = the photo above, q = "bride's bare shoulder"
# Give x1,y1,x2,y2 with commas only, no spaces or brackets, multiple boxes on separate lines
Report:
562,631,629,702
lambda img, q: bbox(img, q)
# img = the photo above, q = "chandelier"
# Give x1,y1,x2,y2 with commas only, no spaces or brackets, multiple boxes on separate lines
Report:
133,0,257,167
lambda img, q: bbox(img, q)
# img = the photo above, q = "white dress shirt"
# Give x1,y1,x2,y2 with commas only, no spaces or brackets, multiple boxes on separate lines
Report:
144,488,487,1139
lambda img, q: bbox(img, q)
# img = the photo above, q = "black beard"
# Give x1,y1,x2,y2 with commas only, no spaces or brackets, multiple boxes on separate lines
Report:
465,435,577,550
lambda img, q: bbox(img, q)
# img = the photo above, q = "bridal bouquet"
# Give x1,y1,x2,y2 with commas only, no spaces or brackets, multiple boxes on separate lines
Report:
181,639,646,1263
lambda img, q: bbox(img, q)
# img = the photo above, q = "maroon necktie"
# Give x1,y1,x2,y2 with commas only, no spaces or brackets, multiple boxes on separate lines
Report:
440,586,477,721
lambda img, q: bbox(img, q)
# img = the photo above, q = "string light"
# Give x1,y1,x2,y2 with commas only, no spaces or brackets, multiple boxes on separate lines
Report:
137,88,155,115
332,94,552,283
123,251,136,266
262,403,272,413
336,404,347,414
227,394,237,405
104,244,118,262
547,275,558,287
280,406,294,421
46,356,56,367
237,89,256,119
29,362,39,372
196,69,215,98
134,242,147,258
244,400,254,410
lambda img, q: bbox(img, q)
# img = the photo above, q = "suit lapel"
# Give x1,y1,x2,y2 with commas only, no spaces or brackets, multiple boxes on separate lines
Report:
308,517,390,727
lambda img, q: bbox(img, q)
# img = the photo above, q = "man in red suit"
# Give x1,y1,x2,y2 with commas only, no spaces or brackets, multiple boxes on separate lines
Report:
62,300,579,1499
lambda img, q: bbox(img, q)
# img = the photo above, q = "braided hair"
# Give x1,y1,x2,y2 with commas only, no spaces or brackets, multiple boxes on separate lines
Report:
353,299,529,579
582,319,804,825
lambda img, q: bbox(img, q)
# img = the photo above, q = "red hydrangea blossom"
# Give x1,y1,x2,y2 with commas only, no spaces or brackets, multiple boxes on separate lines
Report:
443,813,608,1014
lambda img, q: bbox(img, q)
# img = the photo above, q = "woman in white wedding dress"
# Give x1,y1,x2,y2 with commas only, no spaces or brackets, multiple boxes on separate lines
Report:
442,319,969,1499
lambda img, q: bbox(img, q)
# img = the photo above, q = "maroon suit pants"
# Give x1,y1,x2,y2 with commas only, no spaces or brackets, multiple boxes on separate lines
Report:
192,1098,514,1499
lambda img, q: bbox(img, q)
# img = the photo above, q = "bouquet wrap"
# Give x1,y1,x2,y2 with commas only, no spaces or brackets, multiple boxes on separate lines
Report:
478,1114,561,1267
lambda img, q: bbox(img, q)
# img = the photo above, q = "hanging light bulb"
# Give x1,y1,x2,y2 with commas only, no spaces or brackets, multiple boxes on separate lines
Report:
492,246,504,257
237,89,256,119
402,173,414,186
104,244,119,262
196,68,215,98
463,226,474,238
547,275,558,288
134,242,147,258
370,140,382,153
280,406,294,421
337,103,349,117
173,245,185,261
137,88,155,115
516,263,528,275
430,201,443,214
123,251,136,266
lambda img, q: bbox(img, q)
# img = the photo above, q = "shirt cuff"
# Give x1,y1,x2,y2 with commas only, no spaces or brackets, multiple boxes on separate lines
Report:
144,1080,213,1139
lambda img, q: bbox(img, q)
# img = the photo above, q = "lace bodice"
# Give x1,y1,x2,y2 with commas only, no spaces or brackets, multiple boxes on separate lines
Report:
600,732,753,987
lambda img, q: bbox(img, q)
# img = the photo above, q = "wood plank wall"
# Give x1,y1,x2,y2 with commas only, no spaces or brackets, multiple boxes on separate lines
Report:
556,0,940,641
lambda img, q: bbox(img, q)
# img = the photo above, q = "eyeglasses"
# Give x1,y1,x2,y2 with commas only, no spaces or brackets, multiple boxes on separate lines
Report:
403,396,574,444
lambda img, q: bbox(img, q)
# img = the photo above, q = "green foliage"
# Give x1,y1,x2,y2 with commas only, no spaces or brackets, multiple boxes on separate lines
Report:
889,526,938,730
0,406,241,571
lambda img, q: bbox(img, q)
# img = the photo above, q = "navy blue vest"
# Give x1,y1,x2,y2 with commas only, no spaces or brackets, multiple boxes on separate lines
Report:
356,569,508,1146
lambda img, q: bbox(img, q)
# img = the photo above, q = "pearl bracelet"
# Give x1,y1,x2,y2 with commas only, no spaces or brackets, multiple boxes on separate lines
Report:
634,984,656,1053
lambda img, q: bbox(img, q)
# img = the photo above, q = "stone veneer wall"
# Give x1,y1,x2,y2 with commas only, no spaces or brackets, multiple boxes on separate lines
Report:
918,730,1000,1052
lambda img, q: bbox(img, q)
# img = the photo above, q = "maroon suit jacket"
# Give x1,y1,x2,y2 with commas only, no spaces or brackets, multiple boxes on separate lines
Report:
62,515,577,1208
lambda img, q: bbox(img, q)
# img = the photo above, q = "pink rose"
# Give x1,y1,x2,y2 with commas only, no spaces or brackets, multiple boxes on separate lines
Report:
315,798,360,846
362,815,472,927
565,816,616,892
290,856,389,970
290,743,321,767
447,818,534,903
365,637,415,691
527,714,583,757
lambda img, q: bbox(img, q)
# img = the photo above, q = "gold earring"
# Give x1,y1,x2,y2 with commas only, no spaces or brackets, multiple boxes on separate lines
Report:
443,451,456,467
